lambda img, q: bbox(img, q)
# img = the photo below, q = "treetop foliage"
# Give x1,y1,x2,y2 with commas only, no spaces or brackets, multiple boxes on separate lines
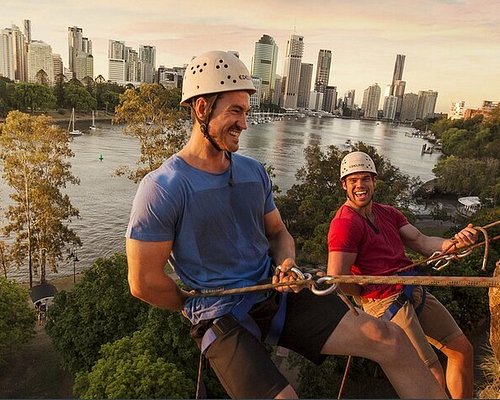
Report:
0,277,36,364
113,84,190,183
430,105,500,205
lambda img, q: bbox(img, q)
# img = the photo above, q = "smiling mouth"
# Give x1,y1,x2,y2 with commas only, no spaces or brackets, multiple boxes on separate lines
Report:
353,190,369,200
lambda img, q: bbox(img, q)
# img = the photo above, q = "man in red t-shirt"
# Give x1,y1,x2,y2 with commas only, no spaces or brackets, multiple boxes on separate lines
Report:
328,151,477,399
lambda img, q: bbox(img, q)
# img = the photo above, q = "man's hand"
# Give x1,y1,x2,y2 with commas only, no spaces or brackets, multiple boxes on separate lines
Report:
272,258,302,293
450,223,478,250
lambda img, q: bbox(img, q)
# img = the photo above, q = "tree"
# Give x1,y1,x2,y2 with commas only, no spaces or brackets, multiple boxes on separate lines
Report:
73,331,193,399
12,83,56,113
0,277,36,363
113,84,189,183
64,83,97,111
46,254,151,373
53,73,67,108
35,69,50,86
0,111,81,286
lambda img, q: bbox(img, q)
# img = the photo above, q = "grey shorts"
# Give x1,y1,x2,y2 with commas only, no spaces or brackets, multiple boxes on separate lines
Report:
361,286,463,366
190,289,350,398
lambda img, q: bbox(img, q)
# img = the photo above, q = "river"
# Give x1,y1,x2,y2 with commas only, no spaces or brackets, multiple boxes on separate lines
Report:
1,117,441,282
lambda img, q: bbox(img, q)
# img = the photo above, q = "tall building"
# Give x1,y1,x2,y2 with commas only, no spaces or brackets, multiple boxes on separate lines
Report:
383,95,398,120
52,53,63,79
297,62,313,108
139,45,156,83
362,83,381,119
400,93,419,122
393,79,406,118
390,54,405,96
250,76,262,109
23,19,31,44
416,90,438,119
343,90,356,109
323,86,337,113
282,34,304,109
314,49,331,93
450,101,466,120
27,40,54,85
68,26,93,79
0,24,28,81
251,34,278,104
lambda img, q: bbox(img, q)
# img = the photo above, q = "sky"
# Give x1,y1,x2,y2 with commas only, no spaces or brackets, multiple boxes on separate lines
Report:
2,0,499,113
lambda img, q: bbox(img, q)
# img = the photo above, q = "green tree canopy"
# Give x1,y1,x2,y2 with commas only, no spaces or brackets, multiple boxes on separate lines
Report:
12,83,56,113
0,277,36,363
0,111,81,285
46,254,150,373
64,83,97,112
113,84,189,183
73,330,193,399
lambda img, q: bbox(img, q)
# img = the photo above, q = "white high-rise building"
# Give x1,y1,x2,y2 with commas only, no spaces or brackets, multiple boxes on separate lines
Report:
362,83,381,119
0,24,27,81
27,40,54,85
282,34,304,109
251,34,278,104
450,101,465,120
108,58,126,83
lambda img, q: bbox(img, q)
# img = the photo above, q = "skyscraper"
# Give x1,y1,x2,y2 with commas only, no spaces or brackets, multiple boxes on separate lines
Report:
416,90,438,119
0,25,27,82
390,54,405,96
251,34,278,104
362,83,381,119
400,93,418,122
139,45,156,83
297,62,313,108
282,34,304,109
68,26,93,79
314,49,331,93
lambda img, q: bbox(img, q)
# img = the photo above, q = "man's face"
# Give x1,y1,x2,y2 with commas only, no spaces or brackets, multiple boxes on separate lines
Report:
342,172,376,209
207,90,250,153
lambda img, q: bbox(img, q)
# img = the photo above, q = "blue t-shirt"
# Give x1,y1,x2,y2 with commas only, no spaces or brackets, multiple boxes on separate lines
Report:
126,153,276,324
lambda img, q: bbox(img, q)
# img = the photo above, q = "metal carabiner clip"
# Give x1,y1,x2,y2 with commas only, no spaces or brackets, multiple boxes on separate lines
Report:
311,276,338,296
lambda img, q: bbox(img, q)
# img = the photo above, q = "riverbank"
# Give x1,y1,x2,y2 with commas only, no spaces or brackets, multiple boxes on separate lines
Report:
0,109,114,124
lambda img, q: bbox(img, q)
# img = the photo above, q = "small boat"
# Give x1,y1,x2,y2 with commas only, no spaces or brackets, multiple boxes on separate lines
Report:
344,139,354,151
89,110,97,131
68,108,82,136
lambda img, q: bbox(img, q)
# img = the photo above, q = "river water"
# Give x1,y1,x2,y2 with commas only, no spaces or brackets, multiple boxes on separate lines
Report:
1,117,441,282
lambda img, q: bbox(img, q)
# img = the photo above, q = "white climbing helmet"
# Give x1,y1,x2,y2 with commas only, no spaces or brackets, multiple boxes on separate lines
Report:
340,151,377,180
180,50,256,106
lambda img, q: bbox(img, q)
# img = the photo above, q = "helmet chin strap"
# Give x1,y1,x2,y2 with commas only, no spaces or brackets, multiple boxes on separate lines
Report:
199,122,223,152
194,94,224,153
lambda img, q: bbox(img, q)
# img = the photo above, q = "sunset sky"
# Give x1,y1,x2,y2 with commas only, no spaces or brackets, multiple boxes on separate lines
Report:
2,0,499,113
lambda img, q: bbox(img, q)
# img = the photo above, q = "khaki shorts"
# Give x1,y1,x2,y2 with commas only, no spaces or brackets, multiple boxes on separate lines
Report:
361,286,463,366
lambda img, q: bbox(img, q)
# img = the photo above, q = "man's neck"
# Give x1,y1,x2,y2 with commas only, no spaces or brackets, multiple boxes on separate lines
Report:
345,200,374,220
178,133,229,173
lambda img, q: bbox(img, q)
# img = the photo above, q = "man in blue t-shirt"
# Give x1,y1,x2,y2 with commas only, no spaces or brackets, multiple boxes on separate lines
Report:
126,50,446,399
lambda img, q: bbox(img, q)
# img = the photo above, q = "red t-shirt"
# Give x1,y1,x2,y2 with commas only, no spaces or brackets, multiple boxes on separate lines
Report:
327,203,412,299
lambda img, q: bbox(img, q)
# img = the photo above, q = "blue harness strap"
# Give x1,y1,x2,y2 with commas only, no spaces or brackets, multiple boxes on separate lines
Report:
200,292,287,353
381,270,427,321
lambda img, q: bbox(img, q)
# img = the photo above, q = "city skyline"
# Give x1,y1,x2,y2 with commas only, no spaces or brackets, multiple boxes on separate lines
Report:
2,0,499,113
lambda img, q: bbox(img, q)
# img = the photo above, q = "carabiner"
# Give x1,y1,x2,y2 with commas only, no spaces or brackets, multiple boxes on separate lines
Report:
311,276,338,296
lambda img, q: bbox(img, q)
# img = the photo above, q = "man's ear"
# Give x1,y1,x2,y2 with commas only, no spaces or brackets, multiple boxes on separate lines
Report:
341,179,347,190
373,175,377,187
193,96,208,121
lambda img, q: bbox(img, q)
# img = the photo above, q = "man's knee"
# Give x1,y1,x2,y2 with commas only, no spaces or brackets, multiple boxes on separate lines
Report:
443,333,473,362
364,318,410,357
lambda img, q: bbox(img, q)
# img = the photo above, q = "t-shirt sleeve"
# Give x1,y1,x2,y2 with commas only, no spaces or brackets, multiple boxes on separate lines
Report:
327,216,363,253
392,207,410,229
126,175,178,242
260,162,276,215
